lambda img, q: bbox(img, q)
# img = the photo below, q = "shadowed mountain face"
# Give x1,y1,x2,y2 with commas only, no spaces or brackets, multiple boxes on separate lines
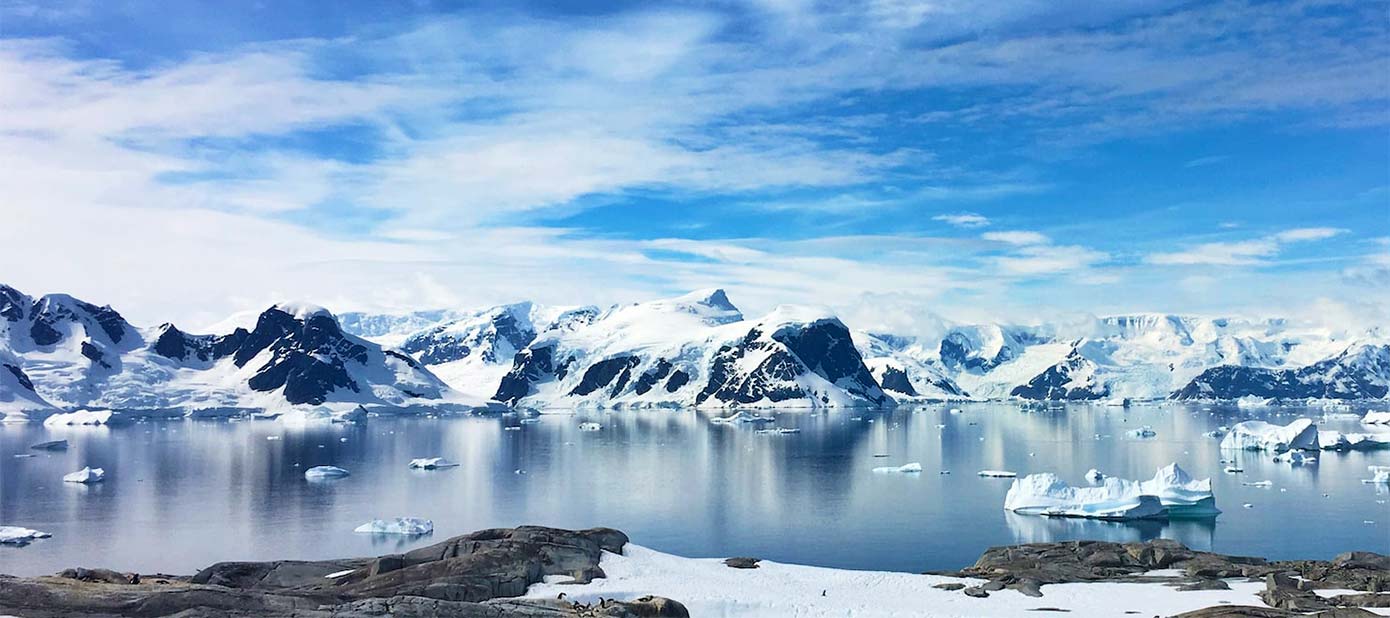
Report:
1173,344,1390,400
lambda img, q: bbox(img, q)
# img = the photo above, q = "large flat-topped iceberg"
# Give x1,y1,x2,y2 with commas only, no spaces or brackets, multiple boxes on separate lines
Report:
43,409,119,426
1319,431,1390,451
354,517,433,536
1219,418,1319,452
1005,463,1218,521
1363,411,1390,425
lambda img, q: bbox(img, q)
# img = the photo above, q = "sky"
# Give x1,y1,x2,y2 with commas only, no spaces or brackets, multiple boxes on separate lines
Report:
1,0,1387,335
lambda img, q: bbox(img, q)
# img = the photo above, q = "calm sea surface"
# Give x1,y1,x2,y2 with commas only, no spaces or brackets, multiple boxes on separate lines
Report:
2,403,1387,576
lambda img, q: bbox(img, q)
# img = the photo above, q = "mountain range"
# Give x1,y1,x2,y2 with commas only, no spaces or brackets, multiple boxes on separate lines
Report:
0,283,1385,420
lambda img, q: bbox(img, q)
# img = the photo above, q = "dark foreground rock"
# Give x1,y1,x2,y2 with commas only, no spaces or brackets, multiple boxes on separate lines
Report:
0,526,688,618
935,539,1388,615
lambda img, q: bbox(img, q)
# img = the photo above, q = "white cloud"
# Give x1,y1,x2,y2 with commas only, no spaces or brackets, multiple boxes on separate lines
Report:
932,213,990,228
1147,227,1346,266
995,245,1110,276
982,230,1049,245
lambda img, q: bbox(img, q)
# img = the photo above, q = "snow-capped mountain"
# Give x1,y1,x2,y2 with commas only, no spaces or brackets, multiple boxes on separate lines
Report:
491,290,892,409
1173,342,1390,400
0,284,471,416
0,349,56,422
390,302,599,397
335,309,465,346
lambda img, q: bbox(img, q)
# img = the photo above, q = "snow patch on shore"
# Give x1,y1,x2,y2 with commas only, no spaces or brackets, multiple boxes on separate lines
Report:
523,544,1272,618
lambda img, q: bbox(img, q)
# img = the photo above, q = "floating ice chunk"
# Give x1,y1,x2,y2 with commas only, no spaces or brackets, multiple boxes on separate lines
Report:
1319,431,1390,451
873,462,922,474
1363,466,1390,485
43,409,118,426
948,408,963,415
1005,474,1166,520
1126,426,1157,439
1138,463,1222,517
408,457,459,470
63,466,104,484
977,470,1017,478
578,422,601,432
756,428,801,435
30,439,68,451
1362,411,1390,425
304,465,350,480
520,418,541,424
1220,418,1319,452
0,526,51,546
354,517,433,536
503,426,521,431
1224,466,1244,474
1242,480,1273,487
1273,451,1316,465
1242,503,1254,509
1005,463,1218,521
1236,395,1271,408
1085,469,1105,484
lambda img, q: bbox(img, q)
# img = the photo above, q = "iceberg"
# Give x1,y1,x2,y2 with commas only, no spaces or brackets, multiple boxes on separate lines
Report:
1362,411,1390,425
977,470,1017,478
1242,480,1273,487
354,517,433,536
333,405,368,424
1273,450,1315,465
30,439,68,451
1126,426,1157,439
1005,463,1218,521
304,465,350,480
62,466,105,484
408,457,459,470
43,409,119,426
873,462,922,474
578,422,601,432
1363,466,1390,484
1219,418,1319,452
1085,469,1105,484
1139,463,1222,517
1319,431,1390,451
0,526,52,546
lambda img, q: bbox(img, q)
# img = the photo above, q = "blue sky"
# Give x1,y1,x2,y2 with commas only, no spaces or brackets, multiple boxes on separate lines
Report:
1,0,1386,332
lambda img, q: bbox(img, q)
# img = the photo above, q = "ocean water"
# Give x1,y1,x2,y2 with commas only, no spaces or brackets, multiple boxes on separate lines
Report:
1,403,1386,576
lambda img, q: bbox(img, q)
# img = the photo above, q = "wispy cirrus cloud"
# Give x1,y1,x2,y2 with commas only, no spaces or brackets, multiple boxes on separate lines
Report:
932,213,990,228
1147,227,1347,266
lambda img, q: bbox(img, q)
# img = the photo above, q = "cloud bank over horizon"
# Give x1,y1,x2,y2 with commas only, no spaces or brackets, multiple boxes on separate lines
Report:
1,0,1386,334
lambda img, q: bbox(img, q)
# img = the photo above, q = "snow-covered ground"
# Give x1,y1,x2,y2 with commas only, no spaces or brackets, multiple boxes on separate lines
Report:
523,544,1279,618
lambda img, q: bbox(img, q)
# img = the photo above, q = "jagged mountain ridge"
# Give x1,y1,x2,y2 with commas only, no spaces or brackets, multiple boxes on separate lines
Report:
0,285,470,419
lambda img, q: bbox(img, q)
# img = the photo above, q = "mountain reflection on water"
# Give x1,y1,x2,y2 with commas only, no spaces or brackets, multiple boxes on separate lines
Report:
1,403,1386,577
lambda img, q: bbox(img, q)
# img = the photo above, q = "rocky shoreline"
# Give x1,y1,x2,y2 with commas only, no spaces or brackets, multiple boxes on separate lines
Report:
0,528,1385,617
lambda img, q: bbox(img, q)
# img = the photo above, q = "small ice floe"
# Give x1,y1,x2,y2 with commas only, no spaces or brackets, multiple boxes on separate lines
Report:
63,466,105,484
354,517,433,536
1242,503,1254,509
1220,418,1320,452
1085,469,1105,484
934,424,946,429
304,466,350,480
266,436,280,441
43,409,119,426
1273,451,1316,465
1126,426,1157,439
873,462,922,474
408,457,459,470
977,470,1017,478
30,439,68,451
338,437,348,442
1224,466,1244,474
1361,411,1390,425
1004,463,1219,521
13,454,35,459
0,526,52,546
755,428,801,435
578,422,601,432
939,470,951,475
1242,480,1273,488
948,408,963,415
1318,431,1390,451
1362,466,1390,485
1236,395,1272,408
503,426,521,431
520,418,541,424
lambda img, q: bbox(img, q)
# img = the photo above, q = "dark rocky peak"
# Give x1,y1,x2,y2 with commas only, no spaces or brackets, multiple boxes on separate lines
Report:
1011,349,1107,400
542,306,600,334
401,303,539,365
28,293,132,347
150,323,248,363
0,284,28,322
232,305,363,368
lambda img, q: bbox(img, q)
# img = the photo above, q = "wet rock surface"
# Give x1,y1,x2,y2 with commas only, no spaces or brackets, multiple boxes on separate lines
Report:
936,539,1388,615
0,526,688,618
